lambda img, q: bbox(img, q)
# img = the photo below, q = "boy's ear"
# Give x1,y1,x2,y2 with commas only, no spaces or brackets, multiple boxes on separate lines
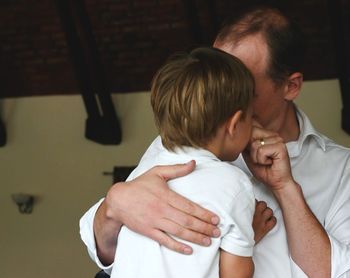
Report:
284,72,303,101
226,110,243,137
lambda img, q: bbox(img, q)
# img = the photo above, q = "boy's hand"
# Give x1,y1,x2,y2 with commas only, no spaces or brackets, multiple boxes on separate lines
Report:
252,200,276,244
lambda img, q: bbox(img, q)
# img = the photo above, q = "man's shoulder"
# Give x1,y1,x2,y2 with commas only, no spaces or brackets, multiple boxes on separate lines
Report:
316,132,350,156
297,108,350,155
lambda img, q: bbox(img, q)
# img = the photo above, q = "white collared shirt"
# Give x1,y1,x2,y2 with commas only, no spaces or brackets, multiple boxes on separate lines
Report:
109,146,255,278
80,107,350,277
234,108,350,277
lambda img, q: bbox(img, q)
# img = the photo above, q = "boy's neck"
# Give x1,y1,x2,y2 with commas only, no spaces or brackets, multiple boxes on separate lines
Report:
205,142,222,160
203,126,236,161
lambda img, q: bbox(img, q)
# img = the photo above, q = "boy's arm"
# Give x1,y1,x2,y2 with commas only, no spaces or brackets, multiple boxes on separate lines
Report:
220,250,254,278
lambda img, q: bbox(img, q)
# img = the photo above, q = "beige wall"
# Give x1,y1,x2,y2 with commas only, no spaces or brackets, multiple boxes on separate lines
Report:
0,79,349,277
295,79,350,147
0,92,157,277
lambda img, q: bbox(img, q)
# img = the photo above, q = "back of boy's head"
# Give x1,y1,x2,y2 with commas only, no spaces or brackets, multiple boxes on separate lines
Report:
151,47,254,151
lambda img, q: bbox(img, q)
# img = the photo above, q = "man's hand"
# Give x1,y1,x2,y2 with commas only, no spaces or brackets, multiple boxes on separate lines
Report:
95,160,221,264
243,124,295,192
244,123,330,277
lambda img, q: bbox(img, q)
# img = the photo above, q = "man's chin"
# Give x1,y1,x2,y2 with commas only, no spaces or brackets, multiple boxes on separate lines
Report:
252,117,263,128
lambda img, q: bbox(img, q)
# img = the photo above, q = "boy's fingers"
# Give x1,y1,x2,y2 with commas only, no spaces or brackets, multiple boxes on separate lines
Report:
266,216,277,229
255,200,267,211
262,207,274,219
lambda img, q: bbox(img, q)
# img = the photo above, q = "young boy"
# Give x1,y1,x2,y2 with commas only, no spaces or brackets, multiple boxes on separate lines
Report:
111,47,255,278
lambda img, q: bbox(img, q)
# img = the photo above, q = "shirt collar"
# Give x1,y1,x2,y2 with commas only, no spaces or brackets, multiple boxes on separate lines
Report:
170,145,221,162
287,106,326,158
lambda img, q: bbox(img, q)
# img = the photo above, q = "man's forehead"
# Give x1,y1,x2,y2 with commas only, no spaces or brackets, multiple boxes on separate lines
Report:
216,35,268,73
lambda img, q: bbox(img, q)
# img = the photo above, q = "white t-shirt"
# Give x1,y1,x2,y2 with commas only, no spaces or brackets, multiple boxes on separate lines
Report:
80,107,350,277
110,146,255,278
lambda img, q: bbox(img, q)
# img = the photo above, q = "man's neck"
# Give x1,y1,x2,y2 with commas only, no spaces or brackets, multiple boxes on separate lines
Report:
276,103,300,143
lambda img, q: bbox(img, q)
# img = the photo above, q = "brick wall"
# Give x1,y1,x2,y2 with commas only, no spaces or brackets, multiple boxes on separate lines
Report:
0,0,75,97
0,0,347,97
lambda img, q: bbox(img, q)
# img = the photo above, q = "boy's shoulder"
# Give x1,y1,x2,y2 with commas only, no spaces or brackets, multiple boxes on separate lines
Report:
176,160,255,214
197,160,251,184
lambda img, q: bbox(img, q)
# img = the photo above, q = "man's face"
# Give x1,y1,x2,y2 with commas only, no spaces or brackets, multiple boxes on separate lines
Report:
215,34,288,132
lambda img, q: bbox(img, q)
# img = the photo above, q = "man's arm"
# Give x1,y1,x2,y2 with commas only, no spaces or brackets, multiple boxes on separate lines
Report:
93,200,123,265
244,128,330,278
325,166,350,277
90,160,221,265
273,181,330,278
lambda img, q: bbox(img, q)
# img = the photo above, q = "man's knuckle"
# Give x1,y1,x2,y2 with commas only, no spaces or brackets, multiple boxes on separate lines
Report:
149,165,160,174
185,201,195,213
150,231,163,244
183,217,194,228
257,147,265,156
173,226,184,236
173,245,181,253
165,239,174,249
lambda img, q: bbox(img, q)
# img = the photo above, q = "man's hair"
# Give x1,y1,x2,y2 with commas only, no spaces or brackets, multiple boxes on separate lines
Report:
215,6,306,85
151,47,254,151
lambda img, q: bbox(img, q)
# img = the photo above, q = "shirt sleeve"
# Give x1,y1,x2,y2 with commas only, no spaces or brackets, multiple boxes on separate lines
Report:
78,136,162,275
329,235,350,278
220,183,255,257
325,163,350,278
79,198,114,275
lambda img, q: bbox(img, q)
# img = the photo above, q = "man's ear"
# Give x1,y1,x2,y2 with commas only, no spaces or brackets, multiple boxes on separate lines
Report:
226,110,243,137
284,72,303,101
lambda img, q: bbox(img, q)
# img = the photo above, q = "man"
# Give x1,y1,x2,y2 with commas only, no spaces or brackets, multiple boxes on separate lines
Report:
80,6,350,277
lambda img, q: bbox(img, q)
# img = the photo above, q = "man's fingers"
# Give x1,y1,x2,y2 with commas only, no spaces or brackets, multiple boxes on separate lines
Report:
251,136,284,165
251,123,279,142
158,218,213,247
164,205,220,238
150,160,196,181
167,189,220,226
149,229,193,255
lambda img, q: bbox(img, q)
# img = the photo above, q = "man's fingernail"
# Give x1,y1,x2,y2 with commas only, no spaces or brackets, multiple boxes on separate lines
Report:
213,228,221,237
183,247,192,254
202,237,211,246
211,216,220,225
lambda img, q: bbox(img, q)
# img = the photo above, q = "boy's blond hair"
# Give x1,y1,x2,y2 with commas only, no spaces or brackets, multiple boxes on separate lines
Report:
151,47,254,151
